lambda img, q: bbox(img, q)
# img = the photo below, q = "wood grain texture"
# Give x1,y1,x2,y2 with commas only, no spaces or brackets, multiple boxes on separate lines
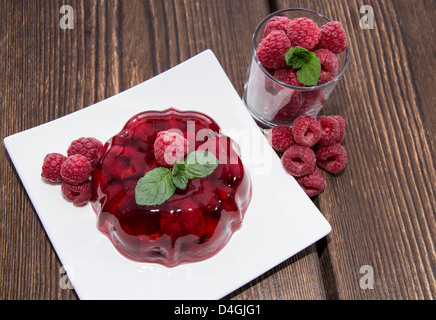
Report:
273,0,436,299
1,0,435,300
1,0,326,300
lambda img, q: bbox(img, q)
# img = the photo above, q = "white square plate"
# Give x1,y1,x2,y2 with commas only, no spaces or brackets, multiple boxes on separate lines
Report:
4,50,331,300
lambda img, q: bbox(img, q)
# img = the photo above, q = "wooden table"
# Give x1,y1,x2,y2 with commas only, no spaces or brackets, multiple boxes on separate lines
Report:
1,0,435,300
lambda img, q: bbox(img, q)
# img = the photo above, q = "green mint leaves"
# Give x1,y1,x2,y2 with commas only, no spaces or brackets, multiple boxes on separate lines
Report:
183,150,220,179
135,167,175,206
135,150,219,206
285,46,321,86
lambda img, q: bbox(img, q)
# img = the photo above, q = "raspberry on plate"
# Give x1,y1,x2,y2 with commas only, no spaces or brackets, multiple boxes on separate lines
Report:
296,166,325,197
62,181,91,206
154,131,189,167
317,115,345,146
317,21,348,54
67,137,104,168
263,16,290,37
41,153,67,183
286,17,320,51
60,154,92,185
316,143,347,174
281,145,316,177
267,125,294,152
256,30,292,69
292,115,322,147
314,49,339,84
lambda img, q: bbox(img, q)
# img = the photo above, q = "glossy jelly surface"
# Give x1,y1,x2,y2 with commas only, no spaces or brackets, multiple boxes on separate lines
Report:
91,109,252,267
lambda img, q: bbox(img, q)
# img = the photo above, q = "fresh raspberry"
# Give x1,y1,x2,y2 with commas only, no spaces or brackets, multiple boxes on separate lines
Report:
286,17,320,51
154,131,189,167
317,21,348,54
274,67,303,87
292,115,322,147
273,94,305,122
298,90,323,115
60,154,92,185
263,16,290,37
317,115,344,146
61,181,91,206
272,68,306,122
256,30,292,69
67,137,104,168
332,115,346,143
314,49,339,84
296,167,325,197
267,125,294,152
281,145,316,177
316,143,347,174
41,153,67,183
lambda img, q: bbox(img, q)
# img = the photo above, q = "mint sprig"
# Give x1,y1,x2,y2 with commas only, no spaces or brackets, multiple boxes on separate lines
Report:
285,46,321,86
183,150,220,179
135,150,219,206
135,167,176,206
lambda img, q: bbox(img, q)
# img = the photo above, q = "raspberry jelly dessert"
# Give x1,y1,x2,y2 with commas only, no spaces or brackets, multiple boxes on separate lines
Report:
90,109,252,267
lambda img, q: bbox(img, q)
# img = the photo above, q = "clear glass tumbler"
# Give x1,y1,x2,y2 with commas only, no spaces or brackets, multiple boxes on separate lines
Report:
243,8,350,129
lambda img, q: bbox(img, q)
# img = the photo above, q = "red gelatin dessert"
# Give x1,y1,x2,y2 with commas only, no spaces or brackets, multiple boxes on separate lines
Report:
90,109,252,267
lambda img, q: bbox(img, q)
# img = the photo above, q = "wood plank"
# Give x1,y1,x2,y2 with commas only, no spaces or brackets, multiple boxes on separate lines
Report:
0,0,82,300
273,0,436,299
1,0,328,300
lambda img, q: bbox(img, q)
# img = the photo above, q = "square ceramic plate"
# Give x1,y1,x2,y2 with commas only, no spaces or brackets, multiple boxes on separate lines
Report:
4,50,331,300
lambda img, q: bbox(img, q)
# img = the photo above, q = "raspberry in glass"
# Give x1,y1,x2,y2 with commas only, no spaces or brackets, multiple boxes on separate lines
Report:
286,17,321,51
256,30,292,69
314,49,339,84
317,21,348,54
264,16,291,37
274,67,303,87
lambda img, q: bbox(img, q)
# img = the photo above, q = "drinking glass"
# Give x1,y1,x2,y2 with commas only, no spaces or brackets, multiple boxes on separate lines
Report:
243,8,350,129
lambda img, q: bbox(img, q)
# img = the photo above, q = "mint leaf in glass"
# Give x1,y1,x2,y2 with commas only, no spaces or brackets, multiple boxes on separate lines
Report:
135,167,176,206
285,46,321,86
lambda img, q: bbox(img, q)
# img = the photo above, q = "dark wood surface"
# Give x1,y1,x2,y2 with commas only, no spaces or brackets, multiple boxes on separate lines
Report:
1,0,434,300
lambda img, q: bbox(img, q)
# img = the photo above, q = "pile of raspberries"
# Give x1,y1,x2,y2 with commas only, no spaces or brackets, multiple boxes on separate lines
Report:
41,137,104,206
268,114,347,197
256,16,348,85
